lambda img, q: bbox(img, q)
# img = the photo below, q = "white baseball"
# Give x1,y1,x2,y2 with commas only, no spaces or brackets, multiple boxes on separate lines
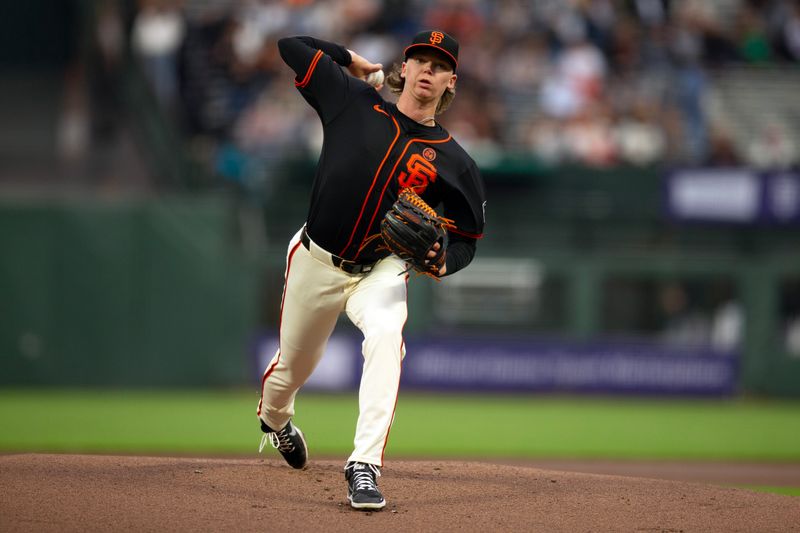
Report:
366,70,384,87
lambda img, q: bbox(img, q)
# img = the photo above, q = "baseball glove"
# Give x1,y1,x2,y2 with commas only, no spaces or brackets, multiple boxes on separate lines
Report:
380,188,455,278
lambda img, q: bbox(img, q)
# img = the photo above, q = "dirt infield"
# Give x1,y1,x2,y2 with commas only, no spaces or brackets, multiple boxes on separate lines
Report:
1,454,799,532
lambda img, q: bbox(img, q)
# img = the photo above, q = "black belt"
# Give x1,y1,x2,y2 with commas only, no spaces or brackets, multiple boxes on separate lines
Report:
301,227,376,275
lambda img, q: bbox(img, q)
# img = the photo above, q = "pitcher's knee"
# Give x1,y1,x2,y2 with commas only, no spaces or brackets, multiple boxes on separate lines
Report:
362,324,403,351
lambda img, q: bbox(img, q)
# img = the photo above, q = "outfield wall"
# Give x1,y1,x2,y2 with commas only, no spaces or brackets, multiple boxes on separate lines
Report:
0,195,261,387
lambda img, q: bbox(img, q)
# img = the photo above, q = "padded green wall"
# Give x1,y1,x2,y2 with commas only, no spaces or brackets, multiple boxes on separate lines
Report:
0,196,261,386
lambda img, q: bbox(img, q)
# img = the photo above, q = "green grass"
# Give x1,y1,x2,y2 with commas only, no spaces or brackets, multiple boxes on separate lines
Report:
742,486,800,496
738,486,800,497
0,388,261,454
389,394,800,461
1,389,800,462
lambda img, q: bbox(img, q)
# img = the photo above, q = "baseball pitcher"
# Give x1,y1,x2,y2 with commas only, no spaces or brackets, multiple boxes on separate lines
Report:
256,30,486,510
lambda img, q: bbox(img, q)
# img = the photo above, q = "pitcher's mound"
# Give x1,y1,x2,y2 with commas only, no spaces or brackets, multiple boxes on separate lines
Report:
1,454,798,532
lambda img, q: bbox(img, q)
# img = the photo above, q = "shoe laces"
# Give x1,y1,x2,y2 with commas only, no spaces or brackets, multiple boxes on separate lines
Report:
348,463,380,492
258,425,296,454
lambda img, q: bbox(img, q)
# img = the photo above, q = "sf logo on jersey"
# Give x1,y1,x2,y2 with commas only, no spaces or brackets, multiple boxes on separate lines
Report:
398,151,437,194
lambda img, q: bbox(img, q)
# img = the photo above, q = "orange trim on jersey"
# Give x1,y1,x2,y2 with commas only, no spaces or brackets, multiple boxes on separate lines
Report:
338,105,401,257
294,49,323,88
353,135,452,260
448,227,484,239
379,272,409,466
257,239,303,417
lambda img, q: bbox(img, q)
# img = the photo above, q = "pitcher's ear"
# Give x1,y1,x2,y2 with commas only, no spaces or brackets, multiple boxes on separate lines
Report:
448,73,457,89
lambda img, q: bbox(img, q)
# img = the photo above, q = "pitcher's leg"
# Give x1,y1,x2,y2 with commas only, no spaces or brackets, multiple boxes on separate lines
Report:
257,235,346,431
344,258,409,466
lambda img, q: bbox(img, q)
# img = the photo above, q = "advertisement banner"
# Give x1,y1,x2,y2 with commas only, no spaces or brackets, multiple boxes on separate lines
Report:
664,168,800,225
402,336,737,395
254,333,738,395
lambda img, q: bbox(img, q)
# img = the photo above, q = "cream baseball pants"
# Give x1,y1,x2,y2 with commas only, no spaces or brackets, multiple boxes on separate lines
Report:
257,227,408,466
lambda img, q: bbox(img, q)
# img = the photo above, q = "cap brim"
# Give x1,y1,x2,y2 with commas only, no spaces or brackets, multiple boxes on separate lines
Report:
403,43,457,70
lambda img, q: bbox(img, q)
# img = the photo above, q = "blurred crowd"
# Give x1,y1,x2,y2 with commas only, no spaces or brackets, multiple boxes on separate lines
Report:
121,0,800,191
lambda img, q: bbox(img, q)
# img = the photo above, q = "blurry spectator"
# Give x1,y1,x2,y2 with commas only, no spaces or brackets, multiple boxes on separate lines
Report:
494,34,549,94
658,282,712,347
336,0,384,35
178,13,236,137
233,0,290,66
746,120,799,168
776,0,800,61
705,122,743,166
711,296,743,352
444,32,497,88
582,0,618,56
632,0,670,27
90,0,125,143
780,279,800,356
540,20,608,120
493,0,536,38
57,65,90,161
675,0,740,66
562,103,617,167
734,2,774,63
787,317,800,357
610,14,647,72
668,3,714,163
672,62,709,163
524,116,569,165
707,280,745,353
613,105,667,166
231,79,311,155
132,0,186,114
423,0,487,45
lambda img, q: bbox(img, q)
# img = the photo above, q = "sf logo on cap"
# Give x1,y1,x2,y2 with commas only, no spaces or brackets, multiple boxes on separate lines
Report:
429,31,444,45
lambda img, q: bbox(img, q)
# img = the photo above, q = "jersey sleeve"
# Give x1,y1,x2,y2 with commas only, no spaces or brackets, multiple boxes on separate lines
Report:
441,161,486,276
444,161,486,240
443,236,476,276
277,36,360,124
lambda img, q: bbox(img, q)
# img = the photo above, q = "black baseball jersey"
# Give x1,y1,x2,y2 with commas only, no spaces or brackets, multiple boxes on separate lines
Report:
278,36,486,275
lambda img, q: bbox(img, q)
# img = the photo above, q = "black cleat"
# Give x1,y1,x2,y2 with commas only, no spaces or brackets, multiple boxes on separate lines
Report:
259,420,308,470
345,461,386,510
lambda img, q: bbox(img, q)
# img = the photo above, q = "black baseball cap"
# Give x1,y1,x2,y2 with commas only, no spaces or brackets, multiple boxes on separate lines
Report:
403,30,459,71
